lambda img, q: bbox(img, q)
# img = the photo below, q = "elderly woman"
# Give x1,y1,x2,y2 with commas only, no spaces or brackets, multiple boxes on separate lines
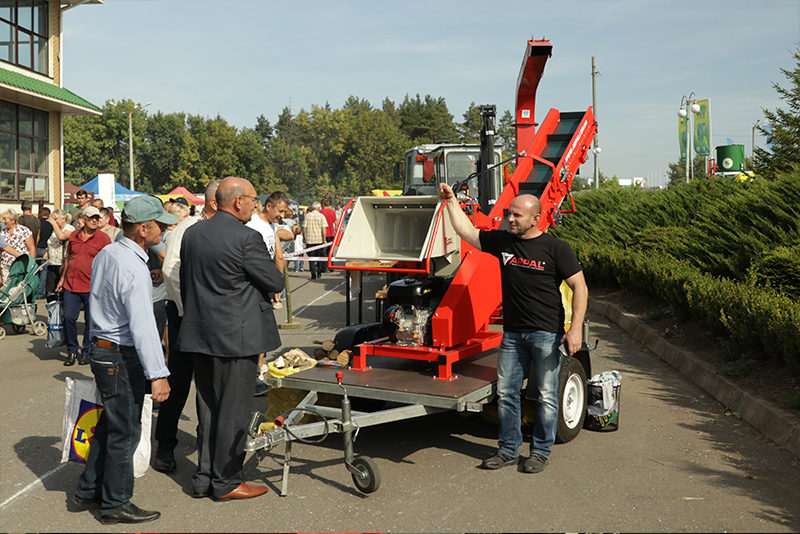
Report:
1,208,36,286
45,209,75,296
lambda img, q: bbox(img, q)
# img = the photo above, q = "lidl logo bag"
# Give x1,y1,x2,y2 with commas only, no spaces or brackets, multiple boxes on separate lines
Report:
60,377,152,477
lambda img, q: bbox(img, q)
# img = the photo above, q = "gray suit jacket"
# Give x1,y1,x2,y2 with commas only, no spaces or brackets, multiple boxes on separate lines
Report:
177,210,284,357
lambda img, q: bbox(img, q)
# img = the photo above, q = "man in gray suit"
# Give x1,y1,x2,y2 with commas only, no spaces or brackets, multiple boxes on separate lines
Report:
178,177,284,501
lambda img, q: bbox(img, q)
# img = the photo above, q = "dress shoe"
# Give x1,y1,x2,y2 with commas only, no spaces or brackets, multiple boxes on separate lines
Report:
100,503,160,525
64,353,78,366
191,488,209,499
77,352,90,365
153,446,176,473
212,482,269,502
73,493,101,507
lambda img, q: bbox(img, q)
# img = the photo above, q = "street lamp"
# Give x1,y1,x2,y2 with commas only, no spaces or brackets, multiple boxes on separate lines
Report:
124,101,151,191
678,93,701,182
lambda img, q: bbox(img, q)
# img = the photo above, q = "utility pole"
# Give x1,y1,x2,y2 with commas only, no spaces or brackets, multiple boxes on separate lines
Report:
592,57,600,189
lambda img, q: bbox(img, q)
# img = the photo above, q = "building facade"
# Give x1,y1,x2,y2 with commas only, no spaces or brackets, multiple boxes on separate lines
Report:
1,0,102,210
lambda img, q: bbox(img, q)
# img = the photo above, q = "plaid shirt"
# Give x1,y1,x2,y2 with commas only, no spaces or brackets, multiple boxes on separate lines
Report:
303,210,328,245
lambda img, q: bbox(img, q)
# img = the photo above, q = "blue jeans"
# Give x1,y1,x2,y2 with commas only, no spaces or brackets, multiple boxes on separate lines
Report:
63,289,91,355
497,331,561,458
36,247,47,299
75,344,145,515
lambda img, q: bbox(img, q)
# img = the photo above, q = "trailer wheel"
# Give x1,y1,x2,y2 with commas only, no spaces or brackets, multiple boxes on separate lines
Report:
556,356,587,443
351,456,381,494
33,321,47,336
12,324,25,334
0,328,5,340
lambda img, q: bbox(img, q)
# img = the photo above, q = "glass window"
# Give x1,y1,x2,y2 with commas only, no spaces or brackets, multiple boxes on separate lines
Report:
33,0,44,34
17,28,31,68
18,105,31,135
0,0,14,23
0,0,47,75
0,131,15,169
33,137,46,174
33,33,44,72
0,21,13,63
1,171,15,199
0,100,48,200
18,171,33,199
33,108,46,137
18,136,31,171
0,100,15,132
17,0,30,31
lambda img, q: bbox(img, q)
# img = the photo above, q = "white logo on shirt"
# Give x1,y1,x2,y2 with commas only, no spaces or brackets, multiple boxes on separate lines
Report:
501,252,514,265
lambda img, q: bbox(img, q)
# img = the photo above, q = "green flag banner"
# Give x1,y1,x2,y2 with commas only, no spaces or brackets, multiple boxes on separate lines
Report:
694,99,711,157
678,115,688,163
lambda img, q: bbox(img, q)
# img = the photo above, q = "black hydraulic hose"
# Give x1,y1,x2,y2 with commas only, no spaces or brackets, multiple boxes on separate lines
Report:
277,407,331,444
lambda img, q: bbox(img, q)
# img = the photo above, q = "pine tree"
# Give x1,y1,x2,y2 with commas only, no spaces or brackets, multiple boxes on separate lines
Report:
754,49,800,179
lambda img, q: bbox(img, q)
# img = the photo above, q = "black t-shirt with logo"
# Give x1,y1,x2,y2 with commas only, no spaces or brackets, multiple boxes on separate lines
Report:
479,230,582,334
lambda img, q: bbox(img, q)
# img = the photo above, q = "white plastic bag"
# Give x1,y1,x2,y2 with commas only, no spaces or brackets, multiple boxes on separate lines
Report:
61,377,152,477
45,297,65,348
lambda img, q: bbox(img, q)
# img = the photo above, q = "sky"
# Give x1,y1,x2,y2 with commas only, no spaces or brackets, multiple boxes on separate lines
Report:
60,0,800,188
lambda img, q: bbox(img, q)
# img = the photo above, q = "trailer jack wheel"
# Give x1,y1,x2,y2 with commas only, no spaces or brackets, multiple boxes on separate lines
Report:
350,456,381,494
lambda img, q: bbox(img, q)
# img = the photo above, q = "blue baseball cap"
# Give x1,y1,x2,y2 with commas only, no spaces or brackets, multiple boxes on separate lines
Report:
121,195,179,225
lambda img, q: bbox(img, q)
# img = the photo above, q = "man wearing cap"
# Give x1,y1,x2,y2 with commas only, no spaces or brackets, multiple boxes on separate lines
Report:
56,206,111,366
72,195,176,525
178,177,283,501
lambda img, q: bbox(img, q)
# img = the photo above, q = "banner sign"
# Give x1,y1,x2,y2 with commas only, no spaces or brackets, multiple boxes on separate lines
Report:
694,99,711,157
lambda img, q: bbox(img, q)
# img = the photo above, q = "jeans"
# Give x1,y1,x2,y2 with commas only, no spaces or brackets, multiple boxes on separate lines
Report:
75,343,145,515
497,330,561,458
36,247,47,299
63,289,91,355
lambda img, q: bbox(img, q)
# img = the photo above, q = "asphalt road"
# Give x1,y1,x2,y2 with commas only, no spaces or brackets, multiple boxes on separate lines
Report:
1,269,799,532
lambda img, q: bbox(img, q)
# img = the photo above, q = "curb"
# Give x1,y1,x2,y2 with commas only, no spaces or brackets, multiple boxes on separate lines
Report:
589,298,800,459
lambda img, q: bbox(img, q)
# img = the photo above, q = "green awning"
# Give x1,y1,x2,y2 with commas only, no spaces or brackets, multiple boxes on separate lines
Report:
0,67,101,116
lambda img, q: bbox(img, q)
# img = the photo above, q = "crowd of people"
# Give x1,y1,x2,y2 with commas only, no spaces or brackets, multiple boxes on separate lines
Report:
1,182,347,525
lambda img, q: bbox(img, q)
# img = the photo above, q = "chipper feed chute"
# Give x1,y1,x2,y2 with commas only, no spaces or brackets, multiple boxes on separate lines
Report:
333,196,459,273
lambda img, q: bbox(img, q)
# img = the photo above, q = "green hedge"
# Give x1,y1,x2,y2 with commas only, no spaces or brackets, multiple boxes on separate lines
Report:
574,243,800,372
554,173,800,374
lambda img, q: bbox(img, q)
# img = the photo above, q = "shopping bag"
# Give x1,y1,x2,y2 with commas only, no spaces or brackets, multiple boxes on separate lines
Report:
45,296,65,348
61,377,152,477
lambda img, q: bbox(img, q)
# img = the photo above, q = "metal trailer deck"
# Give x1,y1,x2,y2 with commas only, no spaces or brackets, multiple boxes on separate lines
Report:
244,348,500,496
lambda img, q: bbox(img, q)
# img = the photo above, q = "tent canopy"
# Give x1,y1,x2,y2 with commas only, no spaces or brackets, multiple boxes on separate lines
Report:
166,186,205,205
81,176,144,203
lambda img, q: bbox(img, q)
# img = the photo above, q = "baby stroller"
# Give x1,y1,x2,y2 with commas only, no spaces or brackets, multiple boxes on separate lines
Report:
0,255,47,341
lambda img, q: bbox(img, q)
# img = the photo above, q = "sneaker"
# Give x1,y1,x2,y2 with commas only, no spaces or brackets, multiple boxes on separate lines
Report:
481,452,519,470
273,301,283,309
254,379,269,397
522,452,548,473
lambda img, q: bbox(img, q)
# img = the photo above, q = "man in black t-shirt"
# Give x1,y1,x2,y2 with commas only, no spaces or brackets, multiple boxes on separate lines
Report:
437,183,588,474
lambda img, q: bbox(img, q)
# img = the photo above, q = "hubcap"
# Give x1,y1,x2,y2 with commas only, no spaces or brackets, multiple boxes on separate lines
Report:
562,373,584,429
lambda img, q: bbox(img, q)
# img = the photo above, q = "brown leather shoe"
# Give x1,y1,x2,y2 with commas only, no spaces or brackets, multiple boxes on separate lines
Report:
212,482,269,502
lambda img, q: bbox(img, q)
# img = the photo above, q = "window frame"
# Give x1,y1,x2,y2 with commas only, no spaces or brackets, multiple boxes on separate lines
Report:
0,0,49,76
0,99,49,202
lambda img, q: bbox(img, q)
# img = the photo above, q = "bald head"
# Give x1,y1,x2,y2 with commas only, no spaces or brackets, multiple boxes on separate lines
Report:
507,194,543,238
216,177,258,223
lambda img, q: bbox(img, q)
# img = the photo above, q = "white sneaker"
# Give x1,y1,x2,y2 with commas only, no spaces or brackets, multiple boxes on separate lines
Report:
273,301,283,309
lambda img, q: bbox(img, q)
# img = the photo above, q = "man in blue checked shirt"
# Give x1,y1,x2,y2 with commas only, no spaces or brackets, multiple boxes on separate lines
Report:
72,195,177,526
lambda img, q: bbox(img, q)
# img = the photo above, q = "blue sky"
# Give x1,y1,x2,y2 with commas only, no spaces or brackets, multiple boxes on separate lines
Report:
61,0,800,188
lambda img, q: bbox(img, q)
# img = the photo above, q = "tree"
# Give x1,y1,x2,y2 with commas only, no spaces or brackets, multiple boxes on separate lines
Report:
457,102,481,144
754,49,800,179
397,94,458,144
667,156,709,186
139,111,195,193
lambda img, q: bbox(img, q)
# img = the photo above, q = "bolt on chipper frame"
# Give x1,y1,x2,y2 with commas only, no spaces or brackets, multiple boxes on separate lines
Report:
245,37,598,496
